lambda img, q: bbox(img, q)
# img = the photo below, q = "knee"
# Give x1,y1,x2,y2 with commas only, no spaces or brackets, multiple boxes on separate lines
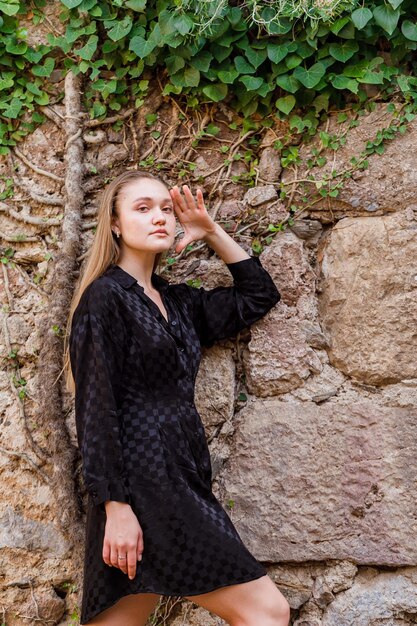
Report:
269,594,291,625
232,594,291,626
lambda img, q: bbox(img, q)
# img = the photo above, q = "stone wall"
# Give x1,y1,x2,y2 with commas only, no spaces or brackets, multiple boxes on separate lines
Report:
1,96,417,625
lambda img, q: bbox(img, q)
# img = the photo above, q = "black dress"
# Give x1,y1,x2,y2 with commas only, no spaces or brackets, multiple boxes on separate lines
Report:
69,255,280,625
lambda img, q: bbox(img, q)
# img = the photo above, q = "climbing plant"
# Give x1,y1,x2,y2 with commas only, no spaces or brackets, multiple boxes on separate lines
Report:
1,0,417,154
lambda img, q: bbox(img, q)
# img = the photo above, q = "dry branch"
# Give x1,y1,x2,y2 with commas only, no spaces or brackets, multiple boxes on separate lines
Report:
34,70,86,601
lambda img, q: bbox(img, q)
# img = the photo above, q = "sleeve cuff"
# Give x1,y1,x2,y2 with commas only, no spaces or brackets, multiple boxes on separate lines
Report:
226,255,281,304
87,477,131,511
225,255,267,281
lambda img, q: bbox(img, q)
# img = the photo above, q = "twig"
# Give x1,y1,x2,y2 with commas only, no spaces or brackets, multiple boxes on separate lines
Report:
0,446,50,483
84,108,136,128
12,147,64,183
0,202,63,226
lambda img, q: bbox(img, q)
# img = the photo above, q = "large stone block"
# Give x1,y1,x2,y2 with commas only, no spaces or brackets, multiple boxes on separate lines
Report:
222,398,417,566
318,213,417,385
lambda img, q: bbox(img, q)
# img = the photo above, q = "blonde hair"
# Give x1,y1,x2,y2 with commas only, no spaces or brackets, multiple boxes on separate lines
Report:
63,169,171,395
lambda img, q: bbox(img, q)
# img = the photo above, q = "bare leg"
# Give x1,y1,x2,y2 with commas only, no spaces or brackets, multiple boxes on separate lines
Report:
86,592,161,626
185,575,290,626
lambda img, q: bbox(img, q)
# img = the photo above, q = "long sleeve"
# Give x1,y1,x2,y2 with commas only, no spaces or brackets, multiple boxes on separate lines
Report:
185,255,280,348
69,291,131,510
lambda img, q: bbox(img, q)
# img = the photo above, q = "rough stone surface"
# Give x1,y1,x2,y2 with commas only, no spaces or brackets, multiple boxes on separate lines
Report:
243,185,278,207
281,103,417,222
243,304,323,396
243,233,323,395
258,147,282,182
318,213,417,385
195,345,235,431
222,397,417,566
321,567,417,626
2,66,417,625
0,506,69,557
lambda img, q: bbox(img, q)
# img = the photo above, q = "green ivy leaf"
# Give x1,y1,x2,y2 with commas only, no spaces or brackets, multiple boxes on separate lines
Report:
331,75,359,93
1,97,23,119
125,0,146,10
293,62,326,88
330,16,351,34
189,51,213,72
234,55,256,74
276,95,296,114
92,101,106,118
172,14,194,36
107,17,132,41
60,0,83,7
267,43,289,64
312,92,330,112
31,57,55,77
245,47,267,69
397,75,412,92
239,75,264,91
129,35,157,59
78,0,98,10
275,74,300,93
401,20,417,41
387,0,404,8
76,35,98,61
285,54,302,69
329,41,359,62
184,66,200,87
205,123,220,136
0,0,20,15
357,69,385,84
171,66,200,87
373,5,400,36
202,83,228,102
0,77,14,90
166,55,185,74
351,7,373,29
34,91,50,105
5,40,27,55
217,69,239,83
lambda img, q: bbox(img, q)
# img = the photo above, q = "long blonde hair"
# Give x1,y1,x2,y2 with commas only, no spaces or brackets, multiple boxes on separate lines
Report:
63,170,171,395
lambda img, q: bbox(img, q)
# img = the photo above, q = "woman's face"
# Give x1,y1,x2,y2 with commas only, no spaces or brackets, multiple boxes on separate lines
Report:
113,178,177,253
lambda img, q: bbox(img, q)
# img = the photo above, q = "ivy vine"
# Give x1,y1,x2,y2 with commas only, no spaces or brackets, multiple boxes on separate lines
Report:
1,0,417,155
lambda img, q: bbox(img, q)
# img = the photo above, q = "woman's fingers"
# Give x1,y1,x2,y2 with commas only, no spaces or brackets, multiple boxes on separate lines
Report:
170,186,186,215
182,185,197,210
137,531,144,563
127,543,139,579
103,521,144,579
102,538,111,567
170,184,203,215
110,544,127,572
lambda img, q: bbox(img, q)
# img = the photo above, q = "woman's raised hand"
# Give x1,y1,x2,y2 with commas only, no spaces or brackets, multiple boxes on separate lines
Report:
169,184,217,254
102,501,143,579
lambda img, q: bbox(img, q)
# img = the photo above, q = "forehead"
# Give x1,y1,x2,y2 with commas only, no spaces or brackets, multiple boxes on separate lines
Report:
119,178,171,203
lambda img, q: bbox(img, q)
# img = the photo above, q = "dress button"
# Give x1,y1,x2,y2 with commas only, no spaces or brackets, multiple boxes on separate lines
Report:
179,347,184,352
92,491,97,498
171,320,177,326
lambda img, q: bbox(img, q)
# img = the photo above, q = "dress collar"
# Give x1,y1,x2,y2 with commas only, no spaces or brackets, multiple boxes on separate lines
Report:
105,263,170,292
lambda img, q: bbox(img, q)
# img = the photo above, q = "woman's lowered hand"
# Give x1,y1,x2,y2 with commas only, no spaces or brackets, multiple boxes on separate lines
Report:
102,501,143,580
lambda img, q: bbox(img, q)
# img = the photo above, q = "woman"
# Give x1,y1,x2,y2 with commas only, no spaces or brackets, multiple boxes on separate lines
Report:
64,170,290,626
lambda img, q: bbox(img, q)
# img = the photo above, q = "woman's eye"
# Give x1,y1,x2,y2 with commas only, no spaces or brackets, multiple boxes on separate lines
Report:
163,206,173,211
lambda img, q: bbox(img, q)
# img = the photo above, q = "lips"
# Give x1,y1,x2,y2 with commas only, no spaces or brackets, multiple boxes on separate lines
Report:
151,230,168,235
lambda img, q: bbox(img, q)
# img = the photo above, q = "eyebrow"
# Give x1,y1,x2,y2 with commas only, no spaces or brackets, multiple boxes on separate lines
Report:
132,196,173,204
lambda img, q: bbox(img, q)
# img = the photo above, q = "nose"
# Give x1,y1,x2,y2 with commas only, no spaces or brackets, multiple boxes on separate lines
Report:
153,206,166,223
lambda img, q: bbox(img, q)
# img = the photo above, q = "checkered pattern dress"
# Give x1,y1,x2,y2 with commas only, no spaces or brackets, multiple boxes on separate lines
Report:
69,256,280,624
